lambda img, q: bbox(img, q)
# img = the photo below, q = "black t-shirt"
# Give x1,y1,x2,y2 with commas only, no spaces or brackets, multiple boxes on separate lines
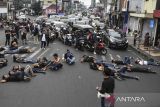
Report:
5,30,10,37
83,56,94,62
18,49,28,53
100,77,115,94
130,66,149,72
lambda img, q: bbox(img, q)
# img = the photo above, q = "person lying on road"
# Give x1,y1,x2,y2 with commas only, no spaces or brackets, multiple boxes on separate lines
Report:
135,58,160,66
13,55,37,64
99,65,140,80
9,38,18,50
4,48,33,54
0,59,8,68
0,65,36,83
80,55,95,63
111,56,133,65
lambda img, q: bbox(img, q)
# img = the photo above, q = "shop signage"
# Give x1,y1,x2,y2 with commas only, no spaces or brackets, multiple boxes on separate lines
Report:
153,10,160,18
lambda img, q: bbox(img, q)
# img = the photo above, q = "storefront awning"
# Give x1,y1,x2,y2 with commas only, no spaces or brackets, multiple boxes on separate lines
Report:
0,8,7,13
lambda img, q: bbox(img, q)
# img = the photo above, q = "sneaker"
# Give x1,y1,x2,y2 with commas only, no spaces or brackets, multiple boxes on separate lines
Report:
94,51,96,55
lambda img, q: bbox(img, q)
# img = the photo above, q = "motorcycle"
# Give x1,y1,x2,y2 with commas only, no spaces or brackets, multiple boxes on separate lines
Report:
64,34,73,46
49,32,56,42
85,41,107,55
76,37,85,51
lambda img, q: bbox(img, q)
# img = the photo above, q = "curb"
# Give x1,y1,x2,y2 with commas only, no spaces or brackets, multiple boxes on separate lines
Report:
128,45,158,61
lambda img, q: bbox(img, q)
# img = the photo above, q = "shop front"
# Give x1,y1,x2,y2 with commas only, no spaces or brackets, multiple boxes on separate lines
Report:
153,10,160,48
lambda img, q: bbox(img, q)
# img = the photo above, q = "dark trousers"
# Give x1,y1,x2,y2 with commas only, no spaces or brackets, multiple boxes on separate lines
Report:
5,37,10,46
41,41,46,48
46,37,50,46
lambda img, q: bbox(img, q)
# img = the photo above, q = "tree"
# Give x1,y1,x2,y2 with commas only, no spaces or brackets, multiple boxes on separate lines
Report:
31,1,42,15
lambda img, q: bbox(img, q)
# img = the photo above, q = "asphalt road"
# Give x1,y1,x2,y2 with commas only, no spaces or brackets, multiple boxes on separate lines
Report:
0,37,160,107
0,28,160,107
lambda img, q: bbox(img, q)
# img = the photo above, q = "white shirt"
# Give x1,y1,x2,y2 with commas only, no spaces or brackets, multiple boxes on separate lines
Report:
139,60,148,65
42,34,46,41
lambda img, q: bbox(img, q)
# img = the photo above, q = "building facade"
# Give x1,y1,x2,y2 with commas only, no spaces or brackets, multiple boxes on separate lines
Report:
0,0,7,19
128,0,157,46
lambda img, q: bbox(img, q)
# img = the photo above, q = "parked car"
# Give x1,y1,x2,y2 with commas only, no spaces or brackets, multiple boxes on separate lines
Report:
106,30,128,50
72,24,94,36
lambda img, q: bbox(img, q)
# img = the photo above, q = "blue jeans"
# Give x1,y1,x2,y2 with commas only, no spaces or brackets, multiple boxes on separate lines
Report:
66,57,75,65
124,56,131,65
5,49,18,54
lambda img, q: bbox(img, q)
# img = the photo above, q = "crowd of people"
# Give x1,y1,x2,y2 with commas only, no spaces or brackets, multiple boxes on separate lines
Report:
0,16,159,107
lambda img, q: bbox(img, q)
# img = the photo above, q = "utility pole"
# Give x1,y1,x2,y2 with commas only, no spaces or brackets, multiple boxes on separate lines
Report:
56,0,58,14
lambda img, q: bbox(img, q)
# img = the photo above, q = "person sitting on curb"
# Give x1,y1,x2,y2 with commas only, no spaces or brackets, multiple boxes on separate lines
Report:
13,55,37,64
45,53,63,71
80,55,95,63
0,59,8,68
0,65,36,83
64,49,75,65
135,58,160,66
4,48,33,54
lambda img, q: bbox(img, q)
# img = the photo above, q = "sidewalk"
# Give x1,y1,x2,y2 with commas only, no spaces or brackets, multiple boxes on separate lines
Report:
127,35,160,61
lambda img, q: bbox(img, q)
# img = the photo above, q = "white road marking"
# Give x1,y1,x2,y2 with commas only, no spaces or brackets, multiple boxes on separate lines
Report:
27,48,41,59
109,54,113,60
37,48,50,58
116,55,121,59
101,56,106,61
78,76,81,79
20,46,36,57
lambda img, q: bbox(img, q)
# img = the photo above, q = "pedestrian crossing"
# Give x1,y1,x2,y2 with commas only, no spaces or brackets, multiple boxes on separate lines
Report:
2,45,141,64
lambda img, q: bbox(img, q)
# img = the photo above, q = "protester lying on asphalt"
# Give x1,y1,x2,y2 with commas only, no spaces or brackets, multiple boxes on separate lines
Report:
0,47,5,52
99,65,139,80
31,57,49,74
44,53,63,71
90,61,117,71
80,55,95,63
13,55,37,64
111,56,133,65
9,38,18,50
0,65,36,83
4,48,33,54
64,49,75,65
126,65,156,73
0,59,8,68
135,58,160,66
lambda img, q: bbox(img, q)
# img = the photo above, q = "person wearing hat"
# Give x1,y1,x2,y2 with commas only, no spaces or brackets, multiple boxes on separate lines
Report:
64,49,75,65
